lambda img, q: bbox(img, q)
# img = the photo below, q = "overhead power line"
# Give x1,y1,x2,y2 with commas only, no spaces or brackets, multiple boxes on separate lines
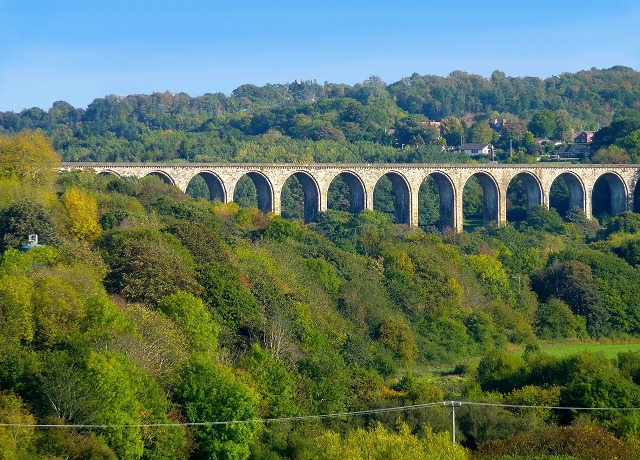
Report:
1,400,639,429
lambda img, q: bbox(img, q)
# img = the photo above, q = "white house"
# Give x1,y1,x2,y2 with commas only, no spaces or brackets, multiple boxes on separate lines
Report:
456,143,494,156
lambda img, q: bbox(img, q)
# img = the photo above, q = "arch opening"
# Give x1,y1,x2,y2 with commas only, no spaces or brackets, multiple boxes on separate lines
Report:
281,172,320,222
373,172,410,224
592,172,627,220
145,171,174,186
463,173,499,231
98,170,121,178
186,172,226,202
550,173,584,218
233,172,273,213
506,172,543,223
327,172,365,215
419,172,455,230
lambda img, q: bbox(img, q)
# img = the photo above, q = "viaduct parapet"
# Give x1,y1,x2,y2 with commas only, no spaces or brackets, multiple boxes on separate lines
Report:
61,162,640,232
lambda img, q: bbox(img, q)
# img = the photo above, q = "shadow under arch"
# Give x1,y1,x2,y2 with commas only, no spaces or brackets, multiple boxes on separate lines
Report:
634,179,640,213
282,171,321,222
98,170,122,178
464,171,499,226
550,172,585,217
373,171,411,224
328,171,366,214
592,172,627,218
145,171,175,186
420,171,456,230
188,171,226,202
506,171,543,222
234,171,274,213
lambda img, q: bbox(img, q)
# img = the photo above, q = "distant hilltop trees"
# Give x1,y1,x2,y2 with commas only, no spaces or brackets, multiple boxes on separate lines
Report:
1,66,639,163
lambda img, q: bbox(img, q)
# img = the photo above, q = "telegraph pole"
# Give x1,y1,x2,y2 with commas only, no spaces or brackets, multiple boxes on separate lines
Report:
445,401,462,444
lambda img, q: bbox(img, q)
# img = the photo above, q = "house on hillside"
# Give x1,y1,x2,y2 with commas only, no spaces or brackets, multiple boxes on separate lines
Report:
455,143,494,156
422,120,442,132
555,143,591,158
574,131,595,143
492,118,510,133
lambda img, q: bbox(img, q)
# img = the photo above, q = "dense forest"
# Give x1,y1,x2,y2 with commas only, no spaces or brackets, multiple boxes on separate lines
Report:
4,126,640,458
2,66,640,164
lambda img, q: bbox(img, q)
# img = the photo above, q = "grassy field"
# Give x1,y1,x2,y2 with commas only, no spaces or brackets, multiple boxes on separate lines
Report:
463,217,484,233
533,342,640,359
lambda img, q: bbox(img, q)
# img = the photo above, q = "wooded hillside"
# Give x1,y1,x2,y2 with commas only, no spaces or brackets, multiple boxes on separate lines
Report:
3,131,640,458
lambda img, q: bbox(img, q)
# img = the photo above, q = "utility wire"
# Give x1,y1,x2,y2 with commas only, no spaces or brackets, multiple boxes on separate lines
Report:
1,400,639,429
457,400,640,411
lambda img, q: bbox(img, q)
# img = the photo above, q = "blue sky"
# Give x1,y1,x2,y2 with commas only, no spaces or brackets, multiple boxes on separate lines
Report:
1,1,639,112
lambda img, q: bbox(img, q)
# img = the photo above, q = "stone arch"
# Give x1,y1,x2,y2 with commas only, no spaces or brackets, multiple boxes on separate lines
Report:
506,171,543,222
328,171,366,214
188,171,226,202
98,170,121,178
420,171,456,229
282,171,321,222
234,171,274,213
549,172,585,216
373,171,411,224
464,171,499,226
145,171,175,186
592,171,627,217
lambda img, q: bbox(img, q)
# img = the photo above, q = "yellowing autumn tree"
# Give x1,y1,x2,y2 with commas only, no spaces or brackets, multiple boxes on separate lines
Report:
64,187,102,241
305,422,469,460
0,130,61,186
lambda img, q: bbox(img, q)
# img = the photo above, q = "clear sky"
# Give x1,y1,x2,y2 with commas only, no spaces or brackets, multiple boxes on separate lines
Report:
1,0,639,112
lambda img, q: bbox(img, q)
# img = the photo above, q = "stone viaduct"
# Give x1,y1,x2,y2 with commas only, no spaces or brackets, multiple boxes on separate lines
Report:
61,162,640,232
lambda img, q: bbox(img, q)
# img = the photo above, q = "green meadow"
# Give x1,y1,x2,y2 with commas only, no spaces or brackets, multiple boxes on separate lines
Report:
533,342,640,358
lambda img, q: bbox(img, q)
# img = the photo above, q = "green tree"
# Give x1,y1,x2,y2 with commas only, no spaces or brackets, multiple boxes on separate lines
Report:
468,121,496,144
559,352,640,422
592,108,640,151
0,273,34,346
157,291,219,355
554,109,573,142
178,355,258,460
378,314,417,365
528,110,556,139
112,303,189,390
31,273,86,345
591,145,631,164
440,116,465,146
0,199,61,251
476,351,526,393
536,297,587,339
37,349,187,459
241,344,297,417
395,115,441,146
297,347,352,414
533,260,609,337
100,229,201,305
467,254,513,303
0,391,36,459
197,262,262,343
617,351,640,385
524,205,565,234
605,211,640,236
